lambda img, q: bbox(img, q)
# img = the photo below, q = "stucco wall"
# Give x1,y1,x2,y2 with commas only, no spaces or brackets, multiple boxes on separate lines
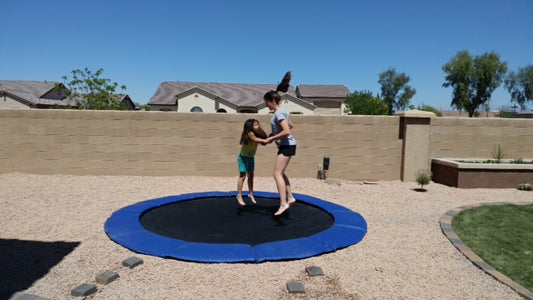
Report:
178,93,236,113
0,95,30,109
151,93,314,115
1,109,532,181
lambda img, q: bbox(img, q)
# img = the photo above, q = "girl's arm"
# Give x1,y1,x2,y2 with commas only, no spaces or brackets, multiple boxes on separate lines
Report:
249,134,268,145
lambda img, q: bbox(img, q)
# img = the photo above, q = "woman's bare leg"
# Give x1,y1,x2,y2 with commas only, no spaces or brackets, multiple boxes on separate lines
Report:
283,173,296,205
273,154,292,215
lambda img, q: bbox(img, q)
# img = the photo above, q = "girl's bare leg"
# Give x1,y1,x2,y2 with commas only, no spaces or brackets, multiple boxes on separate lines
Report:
236,172,246,206
247,171,256,204
273,154,292,215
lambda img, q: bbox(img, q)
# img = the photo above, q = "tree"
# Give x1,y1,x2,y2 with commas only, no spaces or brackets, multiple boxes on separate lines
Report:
59,68,127,110
442,50,507,117
504,64,533,111
344,90,389,115
415,169,432,191
378,68,416,115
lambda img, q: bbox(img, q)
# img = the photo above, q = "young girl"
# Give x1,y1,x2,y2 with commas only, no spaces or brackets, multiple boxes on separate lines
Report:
264,72,297,216
236,119,268,206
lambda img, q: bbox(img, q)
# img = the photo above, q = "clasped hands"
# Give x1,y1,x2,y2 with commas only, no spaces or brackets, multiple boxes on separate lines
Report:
260,135,275,146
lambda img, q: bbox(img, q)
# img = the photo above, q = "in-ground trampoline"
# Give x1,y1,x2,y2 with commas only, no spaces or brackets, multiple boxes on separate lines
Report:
105,191,367,263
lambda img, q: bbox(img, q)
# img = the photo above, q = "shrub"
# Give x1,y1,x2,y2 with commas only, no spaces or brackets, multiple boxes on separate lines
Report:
415,169,432,189
417,104,443,116
517,183,533,191
490,144,505,163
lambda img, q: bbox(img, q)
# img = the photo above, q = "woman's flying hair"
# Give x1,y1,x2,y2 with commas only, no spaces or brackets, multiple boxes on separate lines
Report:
264,71,292,104
276,71,291,93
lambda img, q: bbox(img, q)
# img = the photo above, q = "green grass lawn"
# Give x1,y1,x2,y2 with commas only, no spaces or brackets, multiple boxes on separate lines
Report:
452,204,533,292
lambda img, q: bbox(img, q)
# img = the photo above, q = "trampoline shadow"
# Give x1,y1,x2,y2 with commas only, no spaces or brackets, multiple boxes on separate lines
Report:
0,239,80,299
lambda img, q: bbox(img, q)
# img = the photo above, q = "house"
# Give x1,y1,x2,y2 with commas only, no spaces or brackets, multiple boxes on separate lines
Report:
296,85,351,115
0,80,136,110
0,80,74,109
148,81,351,115
148,81,316,114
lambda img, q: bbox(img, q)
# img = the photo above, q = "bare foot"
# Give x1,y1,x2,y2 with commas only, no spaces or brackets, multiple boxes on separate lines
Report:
288,197,296,206
236,196,245,206
274,204,290,216
249,195,257,204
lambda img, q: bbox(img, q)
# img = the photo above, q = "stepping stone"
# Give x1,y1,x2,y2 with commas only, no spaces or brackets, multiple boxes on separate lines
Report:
306,266,324,276
71,283,97,297
122,256,143,269
286,281,305,294
96,270,120,284
14,293,51,300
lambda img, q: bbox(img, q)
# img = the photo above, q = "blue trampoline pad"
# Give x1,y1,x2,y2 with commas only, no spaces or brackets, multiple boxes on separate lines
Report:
104,191,367,263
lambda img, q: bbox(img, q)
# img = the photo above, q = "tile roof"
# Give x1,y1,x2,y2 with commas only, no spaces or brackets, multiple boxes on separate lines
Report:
148,82,298,107
0,80,134,108
296,84,350,98
0,80,76,107
0,80,59,98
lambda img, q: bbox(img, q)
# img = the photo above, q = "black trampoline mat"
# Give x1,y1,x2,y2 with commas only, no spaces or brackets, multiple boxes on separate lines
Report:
139,196,334,246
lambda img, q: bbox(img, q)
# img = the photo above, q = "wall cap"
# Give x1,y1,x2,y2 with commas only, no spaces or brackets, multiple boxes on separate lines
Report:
432,158,533,170
395,109,436,118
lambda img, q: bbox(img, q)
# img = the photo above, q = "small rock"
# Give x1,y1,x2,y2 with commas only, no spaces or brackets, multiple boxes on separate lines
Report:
14,293,51,300
363,181,379,185
286,281,305,294
122,256,143,269
306,266,324,276
71,283,97,297
96,270,119,284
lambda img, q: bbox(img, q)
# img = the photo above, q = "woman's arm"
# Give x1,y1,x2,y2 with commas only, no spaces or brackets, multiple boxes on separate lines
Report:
267,119,291,143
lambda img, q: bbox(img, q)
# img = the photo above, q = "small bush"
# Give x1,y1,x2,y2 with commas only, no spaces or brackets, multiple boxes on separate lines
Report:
517,183,533,191
415,169,432,189
417,104,443,117
490,144,505,162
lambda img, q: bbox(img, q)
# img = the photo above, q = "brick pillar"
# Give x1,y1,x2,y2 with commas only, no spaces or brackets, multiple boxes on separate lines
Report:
395,110,436,181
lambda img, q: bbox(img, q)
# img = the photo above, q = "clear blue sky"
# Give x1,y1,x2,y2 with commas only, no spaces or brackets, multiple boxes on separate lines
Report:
2,0,532,111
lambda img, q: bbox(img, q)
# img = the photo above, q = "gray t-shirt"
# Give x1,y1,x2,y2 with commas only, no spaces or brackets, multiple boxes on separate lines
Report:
271,108,296,146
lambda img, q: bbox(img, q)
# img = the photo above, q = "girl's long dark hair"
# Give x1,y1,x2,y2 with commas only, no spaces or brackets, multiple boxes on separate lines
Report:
240,119,267,145
263,71,291,104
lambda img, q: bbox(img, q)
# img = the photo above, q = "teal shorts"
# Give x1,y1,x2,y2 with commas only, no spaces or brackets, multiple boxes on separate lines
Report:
238,154,255,173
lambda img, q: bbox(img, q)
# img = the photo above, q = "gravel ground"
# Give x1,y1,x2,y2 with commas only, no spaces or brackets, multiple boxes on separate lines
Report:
1,173,531,300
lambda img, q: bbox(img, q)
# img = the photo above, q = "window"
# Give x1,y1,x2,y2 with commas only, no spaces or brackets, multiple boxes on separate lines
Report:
190,106,203,113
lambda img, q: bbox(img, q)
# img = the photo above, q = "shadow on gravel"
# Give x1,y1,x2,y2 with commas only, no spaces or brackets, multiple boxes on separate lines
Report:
0,239,80,299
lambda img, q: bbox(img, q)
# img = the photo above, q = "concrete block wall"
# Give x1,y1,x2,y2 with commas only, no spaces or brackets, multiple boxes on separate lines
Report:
429,117,533,160
0,109,401,180
2,109,532,181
